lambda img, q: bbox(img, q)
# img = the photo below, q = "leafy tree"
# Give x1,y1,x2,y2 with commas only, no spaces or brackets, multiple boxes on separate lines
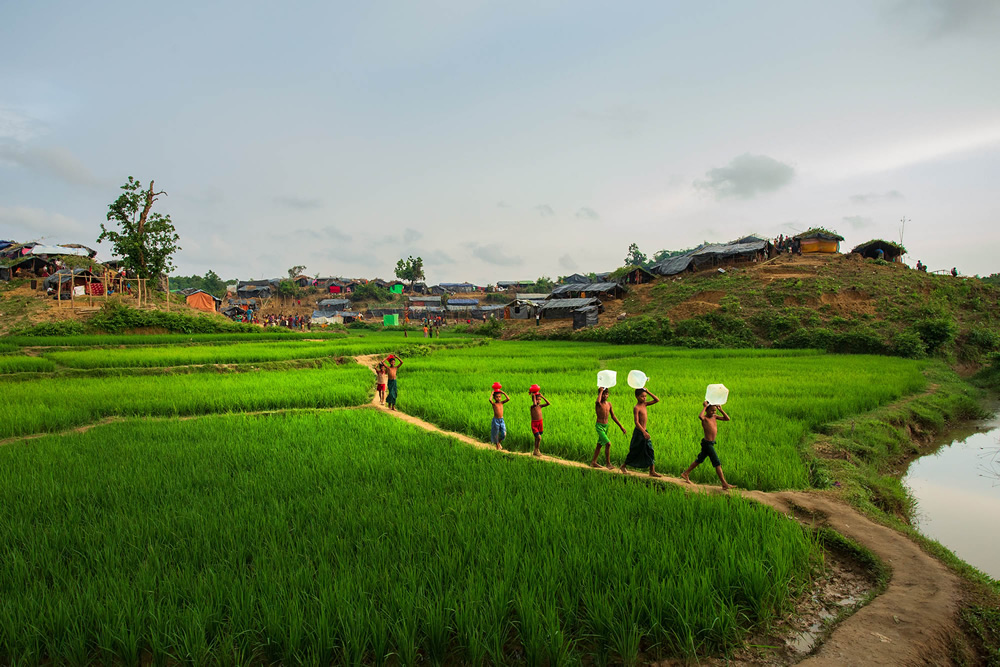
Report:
534,276,555,291
287,265,307,280
170,270,228,298
349,282,392,304
394,255,425,291
275,280,300,304
653,247,696,263
624,243,647,268
98,177,180,284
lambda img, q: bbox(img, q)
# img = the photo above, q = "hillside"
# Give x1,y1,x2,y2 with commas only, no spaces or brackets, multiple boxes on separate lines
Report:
504,253,1000,363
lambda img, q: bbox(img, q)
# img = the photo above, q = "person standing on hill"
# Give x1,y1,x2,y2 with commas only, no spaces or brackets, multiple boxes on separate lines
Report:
529,386,550,457
592,387,626,469
384,355,403,410
681,401,732,490
620,388,661,477
489,383,510,450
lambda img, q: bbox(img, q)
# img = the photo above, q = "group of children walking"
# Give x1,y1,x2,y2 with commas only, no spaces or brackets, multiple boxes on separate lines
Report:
375,355,733,489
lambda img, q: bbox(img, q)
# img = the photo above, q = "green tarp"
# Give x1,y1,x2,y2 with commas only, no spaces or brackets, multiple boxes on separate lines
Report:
383,314,400,326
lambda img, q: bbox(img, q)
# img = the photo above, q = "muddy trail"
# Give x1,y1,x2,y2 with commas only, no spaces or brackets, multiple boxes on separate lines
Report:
356,355,963,666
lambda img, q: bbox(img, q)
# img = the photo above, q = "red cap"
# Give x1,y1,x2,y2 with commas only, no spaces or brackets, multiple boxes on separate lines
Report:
492,382,502,391
529,384,540,394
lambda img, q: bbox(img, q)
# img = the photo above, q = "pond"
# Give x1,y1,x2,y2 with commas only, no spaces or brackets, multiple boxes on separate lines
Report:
903,412,1000,580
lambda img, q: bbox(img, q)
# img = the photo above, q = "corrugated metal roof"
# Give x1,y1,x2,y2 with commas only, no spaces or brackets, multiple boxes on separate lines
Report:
551,282,620,294
539,297,600,310
408,295,442,302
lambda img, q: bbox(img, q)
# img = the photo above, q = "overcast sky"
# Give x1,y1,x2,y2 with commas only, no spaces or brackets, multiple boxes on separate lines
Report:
2,0,998,282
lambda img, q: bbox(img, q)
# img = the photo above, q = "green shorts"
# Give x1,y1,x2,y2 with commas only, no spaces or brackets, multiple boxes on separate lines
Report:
595,422,611,446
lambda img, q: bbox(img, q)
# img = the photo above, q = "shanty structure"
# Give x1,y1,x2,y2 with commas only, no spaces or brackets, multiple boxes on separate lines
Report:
236,279,279,299
851,239,906,263
561,273,589,284
317,298,350,311
43,268,99,292
177,288,221,313
573,305,599,329
550,282,625,300
506,299,540,319
438,282,480,293
0,256,56,281
221,305,247,320
650,236,773,277
539,297,603,319
794,228,843,253
408,295,442,307
496,280,534,291
619,266,657,285
291,274,312,287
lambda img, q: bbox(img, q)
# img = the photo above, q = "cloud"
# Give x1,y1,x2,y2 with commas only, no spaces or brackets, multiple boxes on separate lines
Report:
0,205,88,238
496,201,510,209
466,242,522,266
534,204,555,217
558,254,578,271
0,144,102,187
422,249,454,266
0,108,41,142
575,207,600,220
695,153,795,200
294,225,352,242
274,195,322,210
403,228,422,243
850,190,904,205
842,215,875,229
890,0,1000,38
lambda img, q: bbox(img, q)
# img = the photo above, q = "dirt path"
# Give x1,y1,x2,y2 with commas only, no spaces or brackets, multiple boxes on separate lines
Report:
355,354,964,666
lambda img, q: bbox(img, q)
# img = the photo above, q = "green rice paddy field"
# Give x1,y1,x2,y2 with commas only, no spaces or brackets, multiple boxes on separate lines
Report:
0,332,932,664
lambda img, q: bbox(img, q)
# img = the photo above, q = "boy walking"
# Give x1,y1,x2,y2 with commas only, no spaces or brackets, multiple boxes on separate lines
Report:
528,385,550,457
489,382,510,450
592,387,626,469
681,401,733,490
375,362,388,405
384,355,403,410
620,388,662,477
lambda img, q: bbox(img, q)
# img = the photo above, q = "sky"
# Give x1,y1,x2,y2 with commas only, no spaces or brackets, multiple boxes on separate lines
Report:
1,0,999,283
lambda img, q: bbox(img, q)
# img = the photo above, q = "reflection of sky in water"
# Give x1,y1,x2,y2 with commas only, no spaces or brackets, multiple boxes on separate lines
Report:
904,418,1000,580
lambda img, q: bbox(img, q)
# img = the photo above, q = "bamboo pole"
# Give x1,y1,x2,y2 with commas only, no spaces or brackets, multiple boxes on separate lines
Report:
70,276,75,310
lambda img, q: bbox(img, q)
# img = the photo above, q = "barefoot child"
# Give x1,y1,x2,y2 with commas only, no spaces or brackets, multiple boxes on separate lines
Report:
528,384,550,457
592,387,626,468
681,401,732,490
621,387,662,477
384,355,403,411
375,362,388,405
489,382,510,450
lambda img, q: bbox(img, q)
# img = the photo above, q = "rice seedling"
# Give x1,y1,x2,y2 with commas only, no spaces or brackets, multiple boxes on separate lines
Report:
0,409,816,663
0,356,56,374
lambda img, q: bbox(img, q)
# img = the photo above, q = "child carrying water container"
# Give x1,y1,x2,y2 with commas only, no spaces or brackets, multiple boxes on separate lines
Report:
592,388,626,469
489,383,510,450
528,385,550,457
681,401,733,490
620,387,662,477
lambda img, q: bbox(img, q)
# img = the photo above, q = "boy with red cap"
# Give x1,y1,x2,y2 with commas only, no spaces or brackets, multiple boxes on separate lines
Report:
384,355,403,410
529,385,550,457
489,382,510,449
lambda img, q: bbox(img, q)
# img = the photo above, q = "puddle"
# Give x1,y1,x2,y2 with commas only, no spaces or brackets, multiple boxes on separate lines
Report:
903,413,1000,580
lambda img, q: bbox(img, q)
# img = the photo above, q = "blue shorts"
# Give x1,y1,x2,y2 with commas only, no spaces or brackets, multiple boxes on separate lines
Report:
490,417,506,444
696,438,721,467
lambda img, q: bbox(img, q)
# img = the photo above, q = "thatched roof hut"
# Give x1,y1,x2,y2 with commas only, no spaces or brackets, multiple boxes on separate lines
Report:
851,239,906,262
794,228,844,253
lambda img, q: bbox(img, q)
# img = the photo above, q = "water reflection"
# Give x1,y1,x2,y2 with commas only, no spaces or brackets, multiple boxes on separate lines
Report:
904,415,1000,580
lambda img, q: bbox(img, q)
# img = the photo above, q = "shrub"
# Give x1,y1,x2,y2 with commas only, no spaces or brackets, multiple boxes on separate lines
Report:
892,330,927,359
913,317,958,354
10,320,86,337
88,303,258,335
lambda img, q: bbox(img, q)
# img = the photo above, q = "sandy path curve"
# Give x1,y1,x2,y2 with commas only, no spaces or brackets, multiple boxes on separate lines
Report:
356,354,964,666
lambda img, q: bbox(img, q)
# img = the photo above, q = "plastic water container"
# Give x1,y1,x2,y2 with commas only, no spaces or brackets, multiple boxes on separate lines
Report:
627,370,648,389
597,370,617,388
705,384,729,406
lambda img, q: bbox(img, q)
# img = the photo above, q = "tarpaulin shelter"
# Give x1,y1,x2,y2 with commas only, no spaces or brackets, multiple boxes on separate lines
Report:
573,305,599,329
383,314,400,326
539,297,602,319
851,239,906,262
561,273,589,284
650,236,773,277
438,282,478,292
507,299,540,319
0,256,56,281
317,298,350,310
43,268,98,290
408,295,442,306
550,282,625,300
794,228,843,253
29,245,93,258
177,288,221,313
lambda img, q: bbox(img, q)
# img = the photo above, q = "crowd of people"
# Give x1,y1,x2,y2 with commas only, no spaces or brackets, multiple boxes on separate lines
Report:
264,313,311,329
378,355,734,490
774,234,801,255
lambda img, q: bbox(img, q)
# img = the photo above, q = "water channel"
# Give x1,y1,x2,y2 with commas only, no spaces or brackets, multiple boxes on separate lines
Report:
903,411,1000,580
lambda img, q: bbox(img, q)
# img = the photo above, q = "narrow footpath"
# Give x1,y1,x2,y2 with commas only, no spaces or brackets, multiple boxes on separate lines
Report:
356,354,964,666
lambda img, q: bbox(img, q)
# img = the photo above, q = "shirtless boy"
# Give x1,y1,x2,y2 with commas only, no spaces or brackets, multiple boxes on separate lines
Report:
529,386,550,457
375,362,388,405
620,387,662,477
489,383,510,450
681,401,732,490
384,355,403,411
592,387,626,468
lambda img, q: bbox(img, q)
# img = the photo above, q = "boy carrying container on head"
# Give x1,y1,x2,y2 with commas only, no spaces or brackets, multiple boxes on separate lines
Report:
528,384,550,457
620,387,662,477
681,401,733,490
592,387,626,469
375,361,388,405
489,382,510,450
384,355,403,411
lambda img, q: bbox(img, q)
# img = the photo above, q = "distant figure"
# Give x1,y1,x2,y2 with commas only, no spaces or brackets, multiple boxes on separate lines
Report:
489,383,510,450
529,386,550,457
621,387,661,477
874,248,884,260
951,267,958,277
591,387,626,469
375,362,388,406
535,312,540,327
384,355,403,410
681,401,733,490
